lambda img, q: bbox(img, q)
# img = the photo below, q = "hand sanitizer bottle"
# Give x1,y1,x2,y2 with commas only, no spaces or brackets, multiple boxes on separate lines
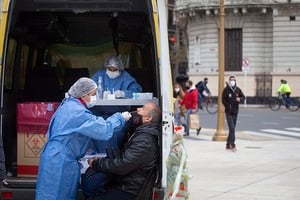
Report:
98,77,103,99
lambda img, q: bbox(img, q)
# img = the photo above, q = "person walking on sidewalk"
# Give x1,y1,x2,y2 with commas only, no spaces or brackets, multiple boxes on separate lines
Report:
222,75,245,151
179,80,200,136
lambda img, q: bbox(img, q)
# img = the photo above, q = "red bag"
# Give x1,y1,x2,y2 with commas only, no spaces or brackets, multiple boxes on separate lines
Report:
17,102,60,134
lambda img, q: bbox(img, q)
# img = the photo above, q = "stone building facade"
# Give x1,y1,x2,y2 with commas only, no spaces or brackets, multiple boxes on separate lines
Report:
173,0,300,101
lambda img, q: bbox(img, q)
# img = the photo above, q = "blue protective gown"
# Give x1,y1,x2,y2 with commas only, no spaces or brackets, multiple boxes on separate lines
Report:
35,97,125,200
91,69,142,98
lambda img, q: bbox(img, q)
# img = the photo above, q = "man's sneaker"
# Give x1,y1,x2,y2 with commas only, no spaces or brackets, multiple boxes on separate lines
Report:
226,144,236,152
231,144,237,152
226,144,231,150
226,144,237,152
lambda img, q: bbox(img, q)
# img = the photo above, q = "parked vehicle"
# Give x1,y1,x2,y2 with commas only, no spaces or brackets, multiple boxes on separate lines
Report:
0,0,174,199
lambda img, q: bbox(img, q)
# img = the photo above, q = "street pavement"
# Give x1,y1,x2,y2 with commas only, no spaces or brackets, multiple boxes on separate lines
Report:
183,128,300,200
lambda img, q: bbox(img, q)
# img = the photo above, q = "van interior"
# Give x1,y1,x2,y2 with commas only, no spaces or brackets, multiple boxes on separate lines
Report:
2,0,160,186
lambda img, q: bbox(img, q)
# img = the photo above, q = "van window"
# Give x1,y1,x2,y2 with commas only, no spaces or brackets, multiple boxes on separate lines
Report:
19,44,29,90
4,39,17,90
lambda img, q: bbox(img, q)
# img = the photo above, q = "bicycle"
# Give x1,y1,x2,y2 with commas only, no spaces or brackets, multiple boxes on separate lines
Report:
269,94,299,111
201,95,218,114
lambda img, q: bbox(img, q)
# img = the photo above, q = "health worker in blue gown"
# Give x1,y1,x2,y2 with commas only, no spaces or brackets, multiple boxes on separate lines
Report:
35,77,132,200
91,55,142,99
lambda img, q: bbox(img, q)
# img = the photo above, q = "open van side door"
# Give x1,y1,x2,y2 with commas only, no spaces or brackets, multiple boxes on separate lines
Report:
156,0,174,192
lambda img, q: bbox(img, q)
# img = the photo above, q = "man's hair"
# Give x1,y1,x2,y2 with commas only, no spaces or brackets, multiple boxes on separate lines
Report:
148,103,162,124
188,80,193,86
229,75,236,80
204,77,208,81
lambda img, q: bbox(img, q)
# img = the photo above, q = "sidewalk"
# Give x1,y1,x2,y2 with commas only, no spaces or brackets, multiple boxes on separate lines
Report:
183,129,300,200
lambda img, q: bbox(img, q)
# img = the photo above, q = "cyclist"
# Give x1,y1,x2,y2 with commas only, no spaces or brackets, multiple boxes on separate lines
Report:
196,77,211,110
277,79,292,107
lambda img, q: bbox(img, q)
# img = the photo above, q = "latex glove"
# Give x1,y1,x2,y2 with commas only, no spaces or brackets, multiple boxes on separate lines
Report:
114,90,125,98
121,111,132,121
103,91,111,99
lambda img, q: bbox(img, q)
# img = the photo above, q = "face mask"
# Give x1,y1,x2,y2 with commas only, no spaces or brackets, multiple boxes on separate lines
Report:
86,95,97,108
230,80,236,87
106,69,120,79
174,88,180,93
130,111,143,129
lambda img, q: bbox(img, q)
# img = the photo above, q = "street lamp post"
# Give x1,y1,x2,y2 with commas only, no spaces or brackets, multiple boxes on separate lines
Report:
213,0,227,141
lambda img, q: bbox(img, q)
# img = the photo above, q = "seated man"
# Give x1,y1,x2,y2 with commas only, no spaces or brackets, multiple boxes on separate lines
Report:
81,115,133,198
86,102,161,200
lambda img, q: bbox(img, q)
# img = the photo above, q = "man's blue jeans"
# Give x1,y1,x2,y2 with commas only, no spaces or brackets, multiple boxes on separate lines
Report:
183,109,191,135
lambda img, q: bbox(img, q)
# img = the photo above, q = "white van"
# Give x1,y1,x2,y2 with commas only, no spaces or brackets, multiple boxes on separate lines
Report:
0,0,173,199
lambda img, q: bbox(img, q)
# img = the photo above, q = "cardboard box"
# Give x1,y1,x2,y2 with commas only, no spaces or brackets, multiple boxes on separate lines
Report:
16,102,59,177
17,132,47,177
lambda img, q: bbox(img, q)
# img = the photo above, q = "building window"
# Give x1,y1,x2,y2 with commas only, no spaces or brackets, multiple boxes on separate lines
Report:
225,29,242,71
290,16,296,21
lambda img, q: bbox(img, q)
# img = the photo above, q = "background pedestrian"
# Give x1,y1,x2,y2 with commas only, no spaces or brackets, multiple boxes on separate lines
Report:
222,75,245,151
173,83,186,126
180,80,199,136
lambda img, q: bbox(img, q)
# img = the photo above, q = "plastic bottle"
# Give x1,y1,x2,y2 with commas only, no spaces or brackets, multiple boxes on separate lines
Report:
97,77,103,99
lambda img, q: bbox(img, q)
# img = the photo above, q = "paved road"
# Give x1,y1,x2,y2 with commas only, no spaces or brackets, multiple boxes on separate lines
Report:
198,107,300,140
181,107,300,200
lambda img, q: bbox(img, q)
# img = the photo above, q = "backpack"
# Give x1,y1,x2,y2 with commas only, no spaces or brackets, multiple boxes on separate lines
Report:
196,81,202,88
196,81,204,93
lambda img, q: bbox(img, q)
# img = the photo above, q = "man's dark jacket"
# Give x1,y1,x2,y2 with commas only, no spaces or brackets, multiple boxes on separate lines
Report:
91,122,159,196
222,84,245,114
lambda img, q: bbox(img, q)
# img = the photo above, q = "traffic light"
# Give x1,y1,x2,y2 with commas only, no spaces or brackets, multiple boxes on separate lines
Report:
169,35,175,46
